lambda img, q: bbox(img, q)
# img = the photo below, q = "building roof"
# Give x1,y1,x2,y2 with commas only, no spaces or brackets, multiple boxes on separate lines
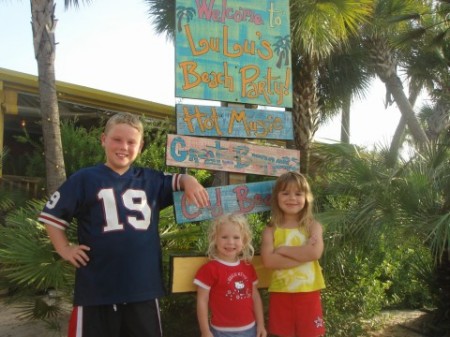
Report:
0,67,175,135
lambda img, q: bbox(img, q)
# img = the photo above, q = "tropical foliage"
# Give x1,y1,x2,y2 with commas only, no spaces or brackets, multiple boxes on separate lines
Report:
1,0,449,336
2,120,448,336
313,140,450,336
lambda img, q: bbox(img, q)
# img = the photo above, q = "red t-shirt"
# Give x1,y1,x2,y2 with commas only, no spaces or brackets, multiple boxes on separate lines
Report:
194,259,258,331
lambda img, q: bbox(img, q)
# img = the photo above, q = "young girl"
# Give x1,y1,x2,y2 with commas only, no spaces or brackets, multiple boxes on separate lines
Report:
194,214,267,337
261,172,326,337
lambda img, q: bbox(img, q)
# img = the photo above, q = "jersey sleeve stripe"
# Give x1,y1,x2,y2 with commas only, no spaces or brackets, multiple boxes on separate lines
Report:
193,279,211,290
173,173,181,191
38,212,69,230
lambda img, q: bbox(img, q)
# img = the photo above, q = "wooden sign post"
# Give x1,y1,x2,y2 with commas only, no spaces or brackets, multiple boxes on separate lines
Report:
169,0,294,292
166,134,300,176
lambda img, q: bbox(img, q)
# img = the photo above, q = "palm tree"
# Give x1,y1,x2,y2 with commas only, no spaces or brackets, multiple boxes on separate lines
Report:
146,0,176,41
361,0,434,151
30,0,91,195
289,0,373,173
316,39,374,144
386,0,450,164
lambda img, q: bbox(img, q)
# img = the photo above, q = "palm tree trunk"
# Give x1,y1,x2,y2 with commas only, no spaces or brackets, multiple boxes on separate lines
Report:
31,0,66,195
292,56,319,174
387,80,421,166
366,36,429,148
340,95,351,144
384,74,429,146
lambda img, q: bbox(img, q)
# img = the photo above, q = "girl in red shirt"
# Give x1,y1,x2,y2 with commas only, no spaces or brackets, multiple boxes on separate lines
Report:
194,214,267,337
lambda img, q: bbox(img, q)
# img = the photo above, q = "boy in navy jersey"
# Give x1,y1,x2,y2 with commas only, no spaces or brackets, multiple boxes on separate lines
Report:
38,112,210,337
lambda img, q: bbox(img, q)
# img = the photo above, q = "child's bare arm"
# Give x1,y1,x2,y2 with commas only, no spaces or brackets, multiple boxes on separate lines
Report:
252,285,267,337
260,227,302,269
196,287,213,337
275,222,324,262
46,225,90,268
179,174,210,208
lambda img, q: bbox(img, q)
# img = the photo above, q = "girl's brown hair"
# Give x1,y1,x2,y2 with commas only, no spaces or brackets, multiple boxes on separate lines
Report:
269,171,315,232
207,213,255,262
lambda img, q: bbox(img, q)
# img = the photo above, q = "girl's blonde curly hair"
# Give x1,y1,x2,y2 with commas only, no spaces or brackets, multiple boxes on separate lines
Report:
207,213,255,262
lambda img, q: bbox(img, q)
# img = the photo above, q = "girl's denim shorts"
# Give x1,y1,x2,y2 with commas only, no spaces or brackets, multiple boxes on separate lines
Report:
211,324,256,337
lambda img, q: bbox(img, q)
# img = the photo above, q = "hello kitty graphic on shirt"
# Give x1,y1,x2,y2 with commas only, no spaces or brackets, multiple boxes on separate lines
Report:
225,272,252,300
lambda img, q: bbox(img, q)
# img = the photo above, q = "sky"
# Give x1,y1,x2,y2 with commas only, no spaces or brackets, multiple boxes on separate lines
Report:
0,0,422,149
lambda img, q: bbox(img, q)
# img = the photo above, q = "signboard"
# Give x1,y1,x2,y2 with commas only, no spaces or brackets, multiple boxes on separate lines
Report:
175,0,292,107
170,255,272,293
176,104,293,139
166,134,300,176
173,180,275,223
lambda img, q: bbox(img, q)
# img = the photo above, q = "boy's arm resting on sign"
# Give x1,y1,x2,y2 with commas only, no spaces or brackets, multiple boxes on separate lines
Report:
179,174,210,208
196,286,213,337
275,221,324,262
45,225,90,268
260,227,302,269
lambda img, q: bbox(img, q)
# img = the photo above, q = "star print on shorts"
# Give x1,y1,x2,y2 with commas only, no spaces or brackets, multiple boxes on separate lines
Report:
314,316,324,328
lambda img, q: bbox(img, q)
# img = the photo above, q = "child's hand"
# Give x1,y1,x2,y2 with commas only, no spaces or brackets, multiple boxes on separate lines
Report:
60,244,90,268
257,326,267,337
200,331,214,337
180,175,210,208
274,245,287,255
308,235,318,245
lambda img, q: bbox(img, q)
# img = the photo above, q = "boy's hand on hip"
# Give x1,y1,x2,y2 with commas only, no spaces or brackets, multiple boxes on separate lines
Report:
60,244,90,268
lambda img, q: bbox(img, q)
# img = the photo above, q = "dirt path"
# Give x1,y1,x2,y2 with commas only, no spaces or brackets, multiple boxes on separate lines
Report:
365,310,429,337
0,297,429,337
0,298,69,337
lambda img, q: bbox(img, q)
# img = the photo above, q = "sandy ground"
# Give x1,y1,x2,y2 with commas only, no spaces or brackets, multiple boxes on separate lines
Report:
365,310,429,337
0,297,69,337
0,296,429,337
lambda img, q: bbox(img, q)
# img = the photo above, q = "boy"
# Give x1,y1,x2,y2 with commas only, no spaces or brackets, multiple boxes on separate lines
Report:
38,112,209,337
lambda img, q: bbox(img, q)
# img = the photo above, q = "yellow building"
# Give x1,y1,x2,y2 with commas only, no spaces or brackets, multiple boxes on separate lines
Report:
0,67,174,196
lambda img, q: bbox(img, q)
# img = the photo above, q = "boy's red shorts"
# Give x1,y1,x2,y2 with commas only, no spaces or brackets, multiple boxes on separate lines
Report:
268,291,325,337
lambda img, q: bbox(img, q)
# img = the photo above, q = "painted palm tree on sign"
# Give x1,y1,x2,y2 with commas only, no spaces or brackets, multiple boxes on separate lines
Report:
176,6,196,33
273,35,291,68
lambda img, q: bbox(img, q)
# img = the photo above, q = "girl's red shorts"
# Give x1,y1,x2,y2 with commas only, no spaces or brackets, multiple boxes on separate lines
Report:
268,291,325,337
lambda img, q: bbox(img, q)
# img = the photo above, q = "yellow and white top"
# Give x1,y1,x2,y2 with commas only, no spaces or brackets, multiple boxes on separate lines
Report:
268,226,325,293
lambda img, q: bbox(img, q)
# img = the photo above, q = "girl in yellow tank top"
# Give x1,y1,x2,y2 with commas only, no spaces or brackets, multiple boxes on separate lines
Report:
261,172,326,337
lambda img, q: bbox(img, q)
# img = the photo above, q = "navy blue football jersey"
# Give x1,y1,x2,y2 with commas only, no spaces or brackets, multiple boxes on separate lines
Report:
38,164,181,306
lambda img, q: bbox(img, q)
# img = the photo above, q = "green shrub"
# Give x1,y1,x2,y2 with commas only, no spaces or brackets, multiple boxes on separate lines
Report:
322,248,390,337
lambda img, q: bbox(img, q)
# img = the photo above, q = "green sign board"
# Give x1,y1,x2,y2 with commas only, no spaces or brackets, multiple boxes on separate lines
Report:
175,0,292,108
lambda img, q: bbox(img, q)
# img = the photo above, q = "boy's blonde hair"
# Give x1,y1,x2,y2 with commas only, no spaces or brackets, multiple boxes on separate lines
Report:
207,213,255,262
104,112,144,136
269,171,315,232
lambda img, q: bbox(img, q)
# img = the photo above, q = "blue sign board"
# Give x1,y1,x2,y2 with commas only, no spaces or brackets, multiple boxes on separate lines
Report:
173,180,275,223
176,104,293,139
175,0,292,108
